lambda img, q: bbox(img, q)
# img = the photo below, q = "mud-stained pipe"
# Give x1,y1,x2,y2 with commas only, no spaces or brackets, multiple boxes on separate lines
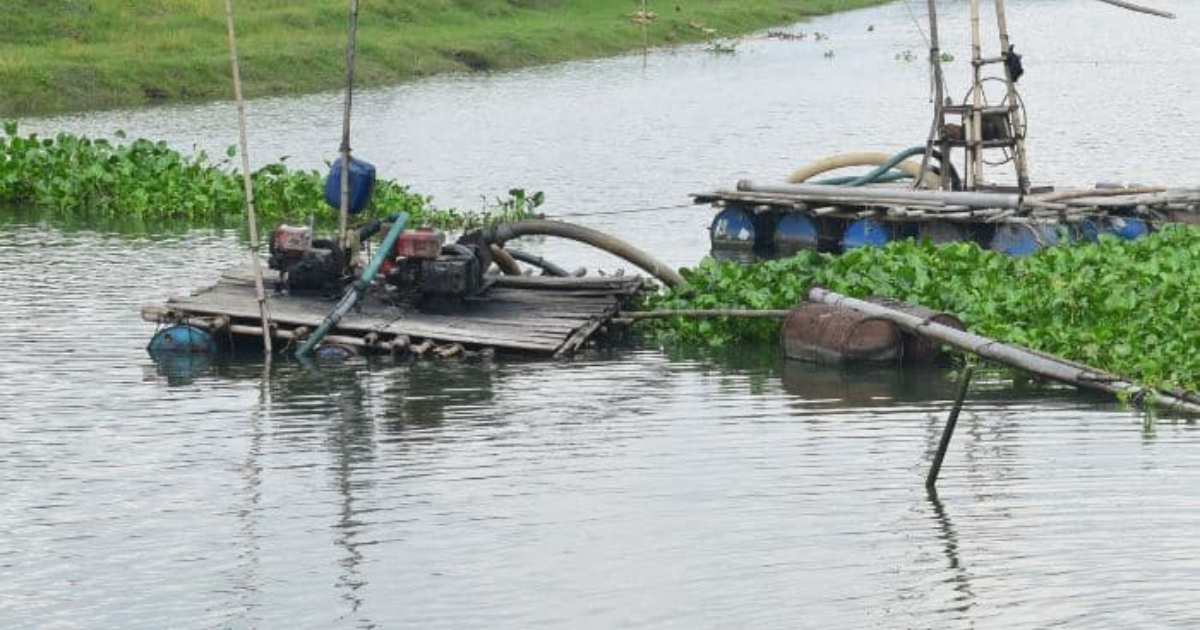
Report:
505,248,572,277
472,219,687,289
489,244,523,276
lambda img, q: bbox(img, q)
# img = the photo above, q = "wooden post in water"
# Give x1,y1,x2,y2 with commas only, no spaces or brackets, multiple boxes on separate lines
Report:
338,0,361,250
222,0,272,355
927,365,974,488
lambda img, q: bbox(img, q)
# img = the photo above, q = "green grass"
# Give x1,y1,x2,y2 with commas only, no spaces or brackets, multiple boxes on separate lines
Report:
0,0,886,115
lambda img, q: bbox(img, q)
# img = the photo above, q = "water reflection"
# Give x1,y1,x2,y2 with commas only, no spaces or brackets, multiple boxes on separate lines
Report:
925,487,975,617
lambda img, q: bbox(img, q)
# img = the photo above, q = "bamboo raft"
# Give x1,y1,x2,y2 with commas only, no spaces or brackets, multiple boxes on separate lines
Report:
696,183,1200,257
142,265,647,357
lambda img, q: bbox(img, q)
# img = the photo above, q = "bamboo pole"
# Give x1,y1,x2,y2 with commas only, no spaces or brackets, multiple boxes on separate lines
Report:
917,0,948,191
619,309,793,320
807,288,1200,414
1092,0,1175,19
968,0,984,189
338,0,361,250
222,0,273,355
926,365,974,489
993,0,1031,193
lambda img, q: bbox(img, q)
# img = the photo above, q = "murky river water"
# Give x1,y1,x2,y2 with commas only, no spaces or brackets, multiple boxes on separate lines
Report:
5,1,1200,627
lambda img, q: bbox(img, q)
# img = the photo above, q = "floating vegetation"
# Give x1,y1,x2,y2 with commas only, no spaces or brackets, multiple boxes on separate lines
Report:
642,227,1200,392
0,123,538,230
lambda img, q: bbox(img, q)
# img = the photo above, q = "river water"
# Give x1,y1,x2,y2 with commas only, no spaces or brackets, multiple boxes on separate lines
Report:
5,1,1200,628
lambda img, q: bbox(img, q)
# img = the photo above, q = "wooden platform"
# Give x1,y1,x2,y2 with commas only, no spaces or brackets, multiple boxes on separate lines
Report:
143,265,647,357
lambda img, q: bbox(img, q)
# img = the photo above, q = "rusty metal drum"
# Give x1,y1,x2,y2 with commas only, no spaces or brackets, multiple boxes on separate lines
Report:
781,302,902,365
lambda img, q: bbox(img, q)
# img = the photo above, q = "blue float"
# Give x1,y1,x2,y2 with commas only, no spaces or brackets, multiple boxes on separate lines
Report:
989,223,1060,256
773,212,819,253
917,221,965,245
323,156,377,215
841,218,890,250
710,205,759,249
1104,216,1150,240
1071,219,1101,243
147,324,219,355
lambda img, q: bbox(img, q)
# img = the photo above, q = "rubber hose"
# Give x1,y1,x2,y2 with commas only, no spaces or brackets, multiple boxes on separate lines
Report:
505,248,571,277
489,244,523,276
476,219,687,289
844,146,928,187
786,150,939,188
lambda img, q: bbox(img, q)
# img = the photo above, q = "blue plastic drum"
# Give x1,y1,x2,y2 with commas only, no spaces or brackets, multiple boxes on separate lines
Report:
773,212,819,254
841,218,890,250
1071,219,1101,243
147,324,219,355
989,223,1060,256
710,205,759,249
1104,216,1150,240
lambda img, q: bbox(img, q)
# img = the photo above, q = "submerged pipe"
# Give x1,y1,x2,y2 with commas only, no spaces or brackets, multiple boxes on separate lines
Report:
475,219,687,289
297,213,408,358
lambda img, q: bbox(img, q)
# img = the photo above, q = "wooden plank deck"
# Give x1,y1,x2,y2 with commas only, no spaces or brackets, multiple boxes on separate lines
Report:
146,266,647,356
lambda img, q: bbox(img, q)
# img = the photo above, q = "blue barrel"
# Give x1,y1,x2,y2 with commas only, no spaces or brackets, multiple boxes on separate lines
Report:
315,343,358,361
1071,219,1100,243
710,205,759,249
147,324,218,355
841,218,890,250
323,157,377,215
989,223,1060,256
773,212,819,254
1104,216,1150,240
917,221,965,245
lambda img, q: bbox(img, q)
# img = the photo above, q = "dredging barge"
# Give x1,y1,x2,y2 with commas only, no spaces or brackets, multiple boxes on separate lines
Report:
698,0,1200,259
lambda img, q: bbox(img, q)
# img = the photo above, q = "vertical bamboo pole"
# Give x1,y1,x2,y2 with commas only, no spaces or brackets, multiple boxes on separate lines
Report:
917,0,948,190
993,0,1031,192
223,0,273,355
926,365,974,489
968,0,984,188
339,0,361,251
641,0,649,67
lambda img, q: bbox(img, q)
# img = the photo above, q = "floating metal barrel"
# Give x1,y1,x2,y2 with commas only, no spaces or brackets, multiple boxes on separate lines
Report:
710,204,760,250
865,297,965,364
1071,219,1101,243
773,212,819,255
147,324,219,355
841,218,890,250
1105,216,1150,240
989,222,1060,256
780,302,902,365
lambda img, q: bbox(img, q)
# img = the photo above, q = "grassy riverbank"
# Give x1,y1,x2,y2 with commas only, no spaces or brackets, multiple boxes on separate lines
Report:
1,0,885,116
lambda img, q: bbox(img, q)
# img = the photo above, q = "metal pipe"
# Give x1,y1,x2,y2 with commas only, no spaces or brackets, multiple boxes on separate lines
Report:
222,0,272,355
297,214,408,358
738,181,1023,209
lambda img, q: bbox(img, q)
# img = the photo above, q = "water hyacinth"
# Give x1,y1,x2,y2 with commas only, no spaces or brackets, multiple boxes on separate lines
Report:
0,122,538,229
643,227,1200,392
